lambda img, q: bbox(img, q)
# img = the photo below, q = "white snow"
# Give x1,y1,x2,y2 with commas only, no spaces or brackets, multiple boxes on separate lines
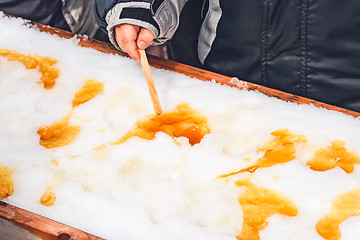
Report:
0,13,360,240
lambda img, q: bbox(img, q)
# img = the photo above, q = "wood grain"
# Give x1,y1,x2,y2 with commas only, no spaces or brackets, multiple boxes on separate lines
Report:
0,202,102,240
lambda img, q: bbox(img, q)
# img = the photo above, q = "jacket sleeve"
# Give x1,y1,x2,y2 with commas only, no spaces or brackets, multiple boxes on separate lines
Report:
94,0,188,49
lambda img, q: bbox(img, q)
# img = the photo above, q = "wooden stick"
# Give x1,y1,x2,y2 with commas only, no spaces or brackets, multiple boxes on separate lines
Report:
139,49,162,115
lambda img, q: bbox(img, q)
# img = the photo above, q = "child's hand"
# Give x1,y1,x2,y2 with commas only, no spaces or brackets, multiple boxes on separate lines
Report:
115,24,155,62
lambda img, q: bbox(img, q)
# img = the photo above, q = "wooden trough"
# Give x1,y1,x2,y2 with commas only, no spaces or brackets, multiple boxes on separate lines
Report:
0,15,359,240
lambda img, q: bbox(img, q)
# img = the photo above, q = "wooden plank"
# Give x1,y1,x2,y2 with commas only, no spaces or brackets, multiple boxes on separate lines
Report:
0,202,102,240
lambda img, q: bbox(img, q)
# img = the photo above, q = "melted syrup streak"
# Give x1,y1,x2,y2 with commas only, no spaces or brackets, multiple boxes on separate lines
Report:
307,140,360,173
0,164,14,199
40,187,56,206
37,80,104,148
316,186,360,240
236,179,298,240
218,129,306,178
37,111,81,149
72,79,104,107
113,102,210,146
0,49,59,89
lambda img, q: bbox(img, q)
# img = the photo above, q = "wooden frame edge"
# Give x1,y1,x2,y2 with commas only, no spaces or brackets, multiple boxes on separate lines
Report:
0,201,102,240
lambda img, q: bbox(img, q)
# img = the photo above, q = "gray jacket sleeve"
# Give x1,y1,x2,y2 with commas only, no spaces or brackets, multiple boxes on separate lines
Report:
94,0,188,49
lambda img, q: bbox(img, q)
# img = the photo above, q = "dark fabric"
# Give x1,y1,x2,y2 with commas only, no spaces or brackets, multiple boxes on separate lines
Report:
0,0,71,31
166,0,203,68
120,7,159,32
204,0,263,85
169,0,360,112
151,0,165,14
94,0,153,34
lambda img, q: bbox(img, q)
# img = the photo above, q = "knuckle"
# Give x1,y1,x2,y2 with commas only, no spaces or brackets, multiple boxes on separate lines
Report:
120,38,133,45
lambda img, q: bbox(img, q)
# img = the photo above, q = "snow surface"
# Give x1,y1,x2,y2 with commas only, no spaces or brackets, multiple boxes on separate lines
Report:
0,13,360,240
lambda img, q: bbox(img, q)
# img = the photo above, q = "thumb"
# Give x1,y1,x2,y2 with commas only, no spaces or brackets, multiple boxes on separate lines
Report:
137,28,155,50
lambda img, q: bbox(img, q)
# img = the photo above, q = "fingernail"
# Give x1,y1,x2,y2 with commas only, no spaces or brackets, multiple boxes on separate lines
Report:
138,41,147,49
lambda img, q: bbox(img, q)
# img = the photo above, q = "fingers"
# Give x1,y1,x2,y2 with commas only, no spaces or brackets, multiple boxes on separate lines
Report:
137,28,155,50
115,24,141,62
114,24,155,62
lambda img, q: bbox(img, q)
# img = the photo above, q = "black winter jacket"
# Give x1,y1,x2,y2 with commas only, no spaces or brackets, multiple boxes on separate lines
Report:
0,0,106,40
95,0,360,112
0,0,71,31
